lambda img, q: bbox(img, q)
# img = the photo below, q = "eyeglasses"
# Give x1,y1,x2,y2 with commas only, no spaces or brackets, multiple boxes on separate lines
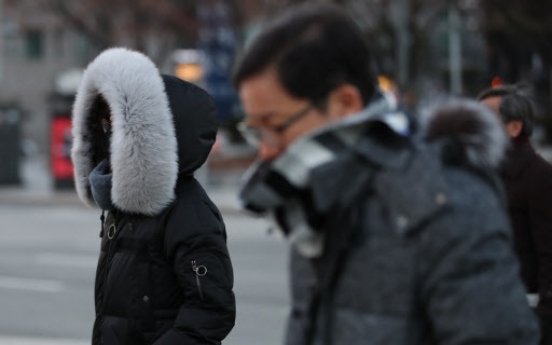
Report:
238,102,319,147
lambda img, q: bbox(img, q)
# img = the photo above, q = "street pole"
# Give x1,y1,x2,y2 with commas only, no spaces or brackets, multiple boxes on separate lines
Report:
395,0,410,88
448,2,462,95
0,0,4,100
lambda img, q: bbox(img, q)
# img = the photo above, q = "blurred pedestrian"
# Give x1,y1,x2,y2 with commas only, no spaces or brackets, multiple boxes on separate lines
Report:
480,84,552,344
71,48,235,345
233,4,539,345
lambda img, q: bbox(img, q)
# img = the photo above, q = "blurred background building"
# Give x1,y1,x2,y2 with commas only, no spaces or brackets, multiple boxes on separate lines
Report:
0,0,550,188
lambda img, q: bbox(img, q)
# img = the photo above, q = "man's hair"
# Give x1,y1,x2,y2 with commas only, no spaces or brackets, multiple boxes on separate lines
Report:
232,3,377,106
478,84,535,137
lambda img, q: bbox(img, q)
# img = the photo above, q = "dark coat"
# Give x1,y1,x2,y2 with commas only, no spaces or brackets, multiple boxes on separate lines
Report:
267,100,540,345
70,48,235,344
500,138,552,317
93,177,235,344
285,142,539,345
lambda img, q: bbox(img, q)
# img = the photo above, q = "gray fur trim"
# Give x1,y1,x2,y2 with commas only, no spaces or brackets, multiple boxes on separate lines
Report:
71,47,178,216
420,98,509,169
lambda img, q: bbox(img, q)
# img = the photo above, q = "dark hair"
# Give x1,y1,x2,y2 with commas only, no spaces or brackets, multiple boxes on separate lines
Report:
232,3,377,106
478,84,535,137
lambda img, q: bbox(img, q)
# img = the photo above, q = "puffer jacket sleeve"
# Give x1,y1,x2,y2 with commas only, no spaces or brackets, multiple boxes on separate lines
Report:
419,171,540,345
154,196,236,345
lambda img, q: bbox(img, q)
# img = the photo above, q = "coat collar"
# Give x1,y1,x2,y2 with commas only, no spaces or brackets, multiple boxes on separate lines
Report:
239,93,416,257
305,91,412,171
500,138,535,179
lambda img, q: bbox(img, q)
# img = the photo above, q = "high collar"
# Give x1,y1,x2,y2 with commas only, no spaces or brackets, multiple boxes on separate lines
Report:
500,137,535,179
88,159,114,211
238,93,411,257
239,92,410,215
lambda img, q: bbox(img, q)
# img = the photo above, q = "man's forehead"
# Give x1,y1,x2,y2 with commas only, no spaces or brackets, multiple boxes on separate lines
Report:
240,68,281,93
481,95,501,114
239,77,274,104
239,69,294,117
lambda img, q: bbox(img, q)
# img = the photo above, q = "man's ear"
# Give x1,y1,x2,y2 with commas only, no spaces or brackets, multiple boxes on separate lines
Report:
326,84,363,119
505,120,523,138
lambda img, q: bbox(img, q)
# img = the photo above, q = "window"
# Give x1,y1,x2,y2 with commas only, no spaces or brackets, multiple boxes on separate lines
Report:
26,30,44,60
53,29,65,58
73,31,91,60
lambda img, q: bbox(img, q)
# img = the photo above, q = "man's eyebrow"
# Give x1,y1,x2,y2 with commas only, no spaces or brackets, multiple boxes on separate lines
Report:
248,111,276,125
260,112,277,121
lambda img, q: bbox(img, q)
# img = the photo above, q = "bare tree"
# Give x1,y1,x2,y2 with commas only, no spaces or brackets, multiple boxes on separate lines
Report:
480,0,552,67
15,0,200,64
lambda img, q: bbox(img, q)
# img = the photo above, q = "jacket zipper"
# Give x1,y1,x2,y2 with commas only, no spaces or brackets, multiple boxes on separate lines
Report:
102,212,119,309
94,211,117,344
191,260,207,301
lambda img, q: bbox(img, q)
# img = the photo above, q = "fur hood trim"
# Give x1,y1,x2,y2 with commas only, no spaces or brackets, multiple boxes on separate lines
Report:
71,48,178,216
420,98,509,169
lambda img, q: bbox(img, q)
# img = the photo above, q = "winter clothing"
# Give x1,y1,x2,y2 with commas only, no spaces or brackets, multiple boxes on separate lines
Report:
89,159,114,211
499,137,552,340
72,48,235,345
240,95,411,258
240,96,539,345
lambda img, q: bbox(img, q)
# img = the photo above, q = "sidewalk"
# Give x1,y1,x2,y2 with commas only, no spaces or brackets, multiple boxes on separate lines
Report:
0,336,88,345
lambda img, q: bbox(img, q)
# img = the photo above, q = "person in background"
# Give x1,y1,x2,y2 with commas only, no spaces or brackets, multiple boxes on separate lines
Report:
233,4,539,345
71,48,235,345
480,84,552,345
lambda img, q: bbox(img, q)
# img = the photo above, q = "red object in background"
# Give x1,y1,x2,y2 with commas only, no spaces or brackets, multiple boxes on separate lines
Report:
51,117,73,179
492,76,503,88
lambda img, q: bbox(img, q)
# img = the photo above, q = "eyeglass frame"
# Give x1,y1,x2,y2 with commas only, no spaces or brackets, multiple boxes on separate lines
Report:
238,100,323,147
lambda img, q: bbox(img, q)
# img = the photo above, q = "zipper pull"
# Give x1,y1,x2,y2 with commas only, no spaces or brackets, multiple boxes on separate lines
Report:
106,211,118,240
191,260,207,301
99,211,105,238
107,223,117,240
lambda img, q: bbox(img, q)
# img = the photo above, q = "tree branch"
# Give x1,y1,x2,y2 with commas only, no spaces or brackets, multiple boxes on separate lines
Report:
50,0,111,50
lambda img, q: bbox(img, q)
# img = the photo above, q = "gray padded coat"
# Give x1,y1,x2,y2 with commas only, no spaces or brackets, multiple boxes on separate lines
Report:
280,101,540,345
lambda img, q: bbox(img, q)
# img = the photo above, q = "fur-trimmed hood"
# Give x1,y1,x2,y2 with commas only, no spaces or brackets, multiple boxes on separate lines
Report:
71,48,218,216
420,98,509,169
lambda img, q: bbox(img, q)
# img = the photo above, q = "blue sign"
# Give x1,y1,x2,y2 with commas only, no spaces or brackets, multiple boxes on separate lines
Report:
197,0,239,123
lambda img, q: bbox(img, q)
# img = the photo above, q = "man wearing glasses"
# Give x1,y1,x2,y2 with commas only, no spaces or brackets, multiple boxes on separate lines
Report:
233,3,538,345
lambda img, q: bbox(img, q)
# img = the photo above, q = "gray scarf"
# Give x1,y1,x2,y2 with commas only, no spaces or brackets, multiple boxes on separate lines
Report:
88,159,114,211
239,93,410,258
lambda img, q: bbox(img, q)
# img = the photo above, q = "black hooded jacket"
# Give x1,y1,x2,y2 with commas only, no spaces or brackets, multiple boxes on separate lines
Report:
71,48,235,345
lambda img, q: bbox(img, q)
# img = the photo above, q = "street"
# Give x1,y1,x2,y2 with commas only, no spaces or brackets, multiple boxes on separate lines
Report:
0,203,289,345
